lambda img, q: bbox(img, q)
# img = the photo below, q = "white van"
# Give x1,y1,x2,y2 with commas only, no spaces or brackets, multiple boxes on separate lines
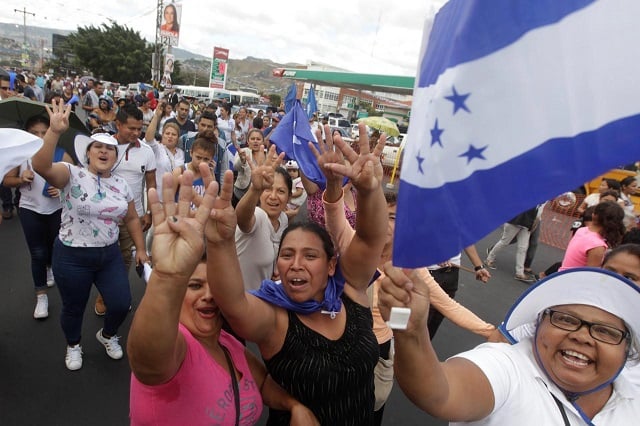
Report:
328,117,351,132
127,83,140,97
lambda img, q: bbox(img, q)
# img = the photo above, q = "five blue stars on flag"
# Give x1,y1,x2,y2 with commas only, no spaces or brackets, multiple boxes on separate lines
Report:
417,85,488,174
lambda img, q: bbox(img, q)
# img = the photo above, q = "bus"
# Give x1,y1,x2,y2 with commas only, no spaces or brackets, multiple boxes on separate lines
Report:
230,90,260,106
172,85,231,103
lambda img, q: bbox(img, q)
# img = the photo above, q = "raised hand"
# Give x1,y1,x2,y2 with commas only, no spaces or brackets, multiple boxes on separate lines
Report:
247,144,285,191
322,122,385,194
308,124,345,185
203,168,238,245
45,98,71,135
148,170,219,280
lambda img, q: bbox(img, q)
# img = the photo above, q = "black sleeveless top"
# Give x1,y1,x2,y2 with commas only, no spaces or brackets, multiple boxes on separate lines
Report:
265,295,378,426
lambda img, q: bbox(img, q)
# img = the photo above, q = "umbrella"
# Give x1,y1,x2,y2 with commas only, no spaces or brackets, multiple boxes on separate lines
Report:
0,97,90,164
357,116,400,137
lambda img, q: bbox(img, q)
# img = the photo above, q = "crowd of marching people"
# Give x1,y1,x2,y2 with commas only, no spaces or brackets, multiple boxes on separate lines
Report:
2,63,640,425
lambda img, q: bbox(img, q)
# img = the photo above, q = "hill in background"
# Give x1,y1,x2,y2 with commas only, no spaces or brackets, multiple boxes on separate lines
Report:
0,22,300,93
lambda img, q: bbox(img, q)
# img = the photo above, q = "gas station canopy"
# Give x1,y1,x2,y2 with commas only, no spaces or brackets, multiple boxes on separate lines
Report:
272,68,415,95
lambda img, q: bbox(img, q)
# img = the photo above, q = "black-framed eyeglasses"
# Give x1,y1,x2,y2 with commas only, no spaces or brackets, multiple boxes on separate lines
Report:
544,309,628,345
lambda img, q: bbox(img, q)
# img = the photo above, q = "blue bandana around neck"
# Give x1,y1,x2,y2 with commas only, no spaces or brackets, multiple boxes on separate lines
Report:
250,263,346,318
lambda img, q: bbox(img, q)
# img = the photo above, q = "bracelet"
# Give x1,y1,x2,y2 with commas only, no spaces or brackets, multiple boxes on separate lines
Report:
474,264,485,272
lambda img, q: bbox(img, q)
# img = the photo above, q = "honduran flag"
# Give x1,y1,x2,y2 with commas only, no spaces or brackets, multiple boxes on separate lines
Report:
270,100,325,186
394,0,640,267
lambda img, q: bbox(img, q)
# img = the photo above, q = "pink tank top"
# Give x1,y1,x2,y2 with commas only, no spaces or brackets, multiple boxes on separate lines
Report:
130,324,263,425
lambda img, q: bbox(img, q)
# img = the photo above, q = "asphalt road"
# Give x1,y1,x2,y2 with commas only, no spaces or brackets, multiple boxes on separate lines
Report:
0,213,565,425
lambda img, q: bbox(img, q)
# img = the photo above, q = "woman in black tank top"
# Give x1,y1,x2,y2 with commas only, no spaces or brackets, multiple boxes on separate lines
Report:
205,125,388,424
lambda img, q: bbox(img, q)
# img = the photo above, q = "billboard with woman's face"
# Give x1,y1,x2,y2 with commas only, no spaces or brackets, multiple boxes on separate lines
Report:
160,2,182,46
164,54,175,74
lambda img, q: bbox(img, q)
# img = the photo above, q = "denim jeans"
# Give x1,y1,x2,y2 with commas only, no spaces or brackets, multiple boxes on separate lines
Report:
18,207,62,291
52,239,131,345
1,184,16,211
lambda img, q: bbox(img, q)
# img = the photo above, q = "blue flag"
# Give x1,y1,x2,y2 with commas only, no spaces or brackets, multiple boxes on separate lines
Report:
225,142,237,171
270,100,325,187
394,0,640,267
305,85,318,119
284,83,297,114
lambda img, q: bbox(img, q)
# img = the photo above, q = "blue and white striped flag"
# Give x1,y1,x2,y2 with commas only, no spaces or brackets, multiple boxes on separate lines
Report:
394,0,640,267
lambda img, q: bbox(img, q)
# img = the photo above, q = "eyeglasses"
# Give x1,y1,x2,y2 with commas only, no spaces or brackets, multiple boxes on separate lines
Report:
0,86,9,90
544,309,628,345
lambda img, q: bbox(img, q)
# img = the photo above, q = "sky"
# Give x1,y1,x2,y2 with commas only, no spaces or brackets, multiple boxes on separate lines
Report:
3,0,446,76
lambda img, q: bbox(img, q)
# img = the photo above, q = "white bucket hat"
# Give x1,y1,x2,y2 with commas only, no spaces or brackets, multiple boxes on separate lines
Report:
500,267,640,345
74,133,122,169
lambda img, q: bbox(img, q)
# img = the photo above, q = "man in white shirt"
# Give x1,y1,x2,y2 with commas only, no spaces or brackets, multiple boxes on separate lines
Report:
94,104,156,316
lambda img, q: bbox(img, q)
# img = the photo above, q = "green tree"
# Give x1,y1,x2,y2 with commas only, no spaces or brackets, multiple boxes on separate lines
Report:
65,23,153,83
363,104,382,117
269,94,281,107
170,60,185,85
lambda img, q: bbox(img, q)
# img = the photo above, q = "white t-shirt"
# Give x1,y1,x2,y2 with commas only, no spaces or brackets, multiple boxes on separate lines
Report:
452,339,639,425
235,207,288,291
112,141,156,216
58,164,133,247
141,109,155,133
235,118,251,146
18,160,63,215
146,139,184,202
217,117,235,144
288,176,307,208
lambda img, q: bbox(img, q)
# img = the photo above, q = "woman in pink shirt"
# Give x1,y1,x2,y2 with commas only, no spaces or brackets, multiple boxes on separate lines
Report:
128,171,317,426
559,201,625,271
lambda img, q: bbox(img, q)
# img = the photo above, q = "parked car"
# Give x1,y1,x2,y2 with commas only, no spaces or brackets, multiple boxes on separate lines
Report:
329,127,355,146
351,124,371,139
328,116,351,133
116,86,128,99
127,83,140,97
381,135,407,169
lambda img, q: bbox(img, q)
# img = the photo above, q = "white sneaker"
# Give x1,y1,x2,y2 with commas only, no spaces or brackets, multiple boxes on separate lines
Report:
34,294,49,319
96,329,123,360
46,267,55,287
65,345,83,371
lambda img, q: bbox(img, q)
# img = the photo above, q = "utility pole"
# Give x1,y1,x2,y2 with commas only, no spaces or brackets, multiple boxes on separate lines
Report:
154,0,165,87
14,7,35,46
14,7,35,67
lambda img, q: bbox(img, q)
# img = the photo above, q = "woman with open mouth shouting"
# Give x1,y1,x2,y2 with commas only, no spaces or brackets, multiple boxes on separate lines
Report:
204,128,388,425
127,170,318,425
